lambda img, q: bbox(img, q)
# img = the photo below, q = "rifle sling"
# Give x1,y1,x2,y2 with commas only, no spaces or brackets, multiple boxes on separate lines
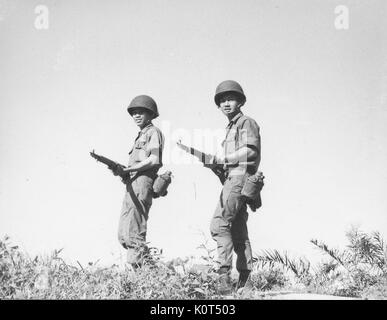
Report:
125,174,146,218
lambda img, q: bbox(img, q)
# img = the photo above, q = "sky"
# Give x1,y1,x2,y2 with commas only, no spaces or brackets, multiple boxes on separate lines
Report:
1,0,386,267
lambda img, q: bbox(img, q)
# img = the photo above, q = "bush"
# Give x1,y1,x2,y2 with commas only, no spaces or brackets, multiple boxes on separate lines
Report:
249,267,289,291
2,227,386,299
0,236,222,299
254,227,387,298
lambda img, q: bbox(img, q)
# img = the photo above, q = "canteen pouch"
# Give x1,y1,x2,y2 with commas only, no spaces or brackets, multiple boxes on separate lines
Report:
152,171,172,198
241,171,264,212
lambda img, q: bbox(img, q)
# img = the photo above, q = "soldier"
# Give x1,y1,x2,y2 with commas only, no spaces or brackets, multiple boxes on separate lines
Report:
113,95,164,269
206,80,261,294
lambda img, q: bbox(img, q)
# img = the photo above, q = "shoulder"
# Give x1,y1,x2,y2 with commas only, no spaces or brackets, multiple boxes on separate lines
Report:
237,115,260,131
146,125,163,137
145,125,164,145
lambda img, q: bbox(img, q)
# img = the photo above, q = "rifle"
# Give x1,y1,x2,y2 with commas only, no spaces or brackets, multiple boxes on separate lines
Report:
90,150,146,216
176,141,226,184
90,150,126,176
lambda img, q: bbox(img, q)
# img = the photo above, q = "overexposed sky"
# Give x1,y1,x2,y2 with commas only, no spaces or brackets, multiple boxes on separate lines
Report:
1,0,386,266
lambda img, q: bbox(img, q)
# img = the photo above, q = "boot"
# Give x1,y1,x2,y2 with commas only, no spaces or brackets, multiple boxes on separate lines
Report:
237,271,254,297
237,270,251,289
217,267,233,295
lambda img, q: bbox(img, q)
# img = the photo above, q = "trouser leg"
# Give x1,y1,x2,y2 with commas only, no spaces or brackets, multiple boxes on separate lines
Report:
117,176,153,267
231,209,253,288
210,197,233,270
232,209,253,273
210,175,248,272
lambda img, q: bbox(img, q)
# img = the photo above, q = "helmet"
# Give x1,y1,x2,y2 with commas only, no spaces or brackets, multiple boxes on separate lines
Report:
127,95,159,119
214,80,246,106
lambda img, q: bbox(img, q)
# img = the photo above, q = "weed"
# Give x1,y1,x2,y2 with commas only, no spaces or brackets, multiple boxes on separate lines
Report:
1,227,386,299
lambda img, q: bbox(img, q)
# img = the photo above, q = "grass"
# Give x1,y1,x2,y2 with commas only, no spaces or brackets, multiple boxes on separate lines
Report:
1,227,386,299
0,236,221,299
254,226,387,299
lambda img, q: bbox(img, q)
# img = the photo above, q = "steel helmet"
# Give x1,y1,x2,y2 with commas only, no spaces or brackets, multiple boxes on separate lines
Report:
214,80,246,106
127,95,159,119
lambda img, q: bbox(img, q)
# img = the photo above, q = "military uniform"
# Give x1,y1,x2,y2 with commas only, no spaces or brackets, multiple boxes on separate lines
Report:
210,111,261,276
208,81,262,293
118,122,164,267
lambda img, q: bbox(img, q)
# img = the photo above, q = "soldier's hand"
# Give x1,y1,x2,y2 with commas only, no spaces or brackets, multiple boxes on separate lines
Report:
121,176,131,184
203,160,216,169
203,155,217,168
204,154,227,169
214,154,226,165
119,167,134,180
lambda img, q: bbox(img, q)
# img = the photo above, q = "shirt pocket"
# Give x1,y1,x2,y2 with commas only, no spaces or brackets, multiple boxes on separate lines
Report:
131,139,148,161
135,138,147,150
224,128,239,153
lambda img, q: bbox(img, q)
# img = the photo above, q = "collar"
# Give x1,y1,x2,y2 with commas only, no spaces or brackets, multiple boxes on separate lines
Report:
139,122,153,134
226,112,243,128
134,122,153,141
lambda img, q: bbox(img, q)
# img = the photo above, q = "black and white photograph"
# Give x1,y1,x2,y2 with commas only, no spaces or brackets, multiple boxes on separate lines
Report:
1,0,386,308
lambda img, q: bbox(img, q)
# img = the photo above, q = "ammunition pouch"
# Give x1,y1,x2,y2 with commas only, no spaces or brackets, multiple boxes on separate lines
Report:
152,171,172,198
241,171,264,212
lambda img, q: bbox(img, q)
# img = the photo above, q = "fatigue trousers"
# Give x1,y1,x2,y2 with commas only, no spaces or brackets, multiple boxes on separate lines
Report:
210,172,253,273
118,175,154,266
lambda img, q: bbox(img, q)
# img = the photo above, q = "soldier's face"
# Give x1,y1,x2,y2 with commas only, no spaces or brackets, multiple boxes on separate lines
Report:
130,108,153,128
218,94,242,118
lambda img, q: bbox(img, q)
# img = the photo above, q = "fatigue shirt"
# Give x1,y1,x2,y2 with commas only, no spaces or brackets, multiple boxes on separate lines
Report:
221,111,261,176
128,122,164,179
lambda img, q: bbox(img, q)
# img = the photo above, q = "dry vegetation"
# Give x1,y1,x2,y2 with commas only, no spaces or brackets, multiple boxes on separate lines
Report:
1,227,386,299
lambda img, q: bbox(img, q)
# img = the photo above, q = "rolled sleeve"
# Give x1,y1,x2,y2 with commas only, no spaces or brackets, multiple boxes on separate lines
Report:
146,128,164,158
238,119,260,151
